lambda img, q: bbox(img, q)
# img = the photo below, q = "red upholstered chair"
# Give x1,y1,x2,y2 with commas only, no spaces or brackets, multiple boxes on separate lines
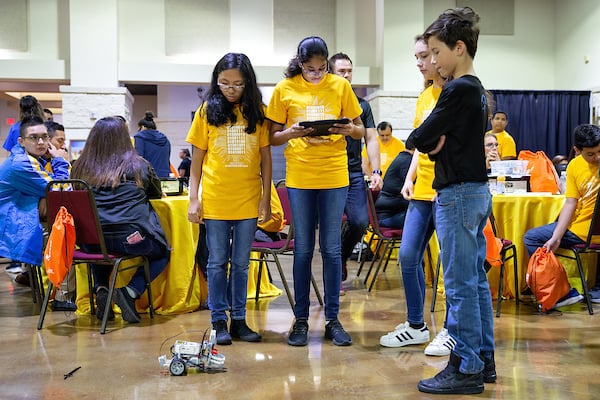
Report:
250,185,323,309
357,187,403,292
37,179,154,334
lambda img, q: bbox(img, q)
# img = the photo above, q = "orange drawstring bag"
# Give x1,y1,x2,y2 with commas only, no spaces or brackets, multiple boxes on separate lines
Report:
44,206,76,287
518,150,560,193
525,247,570,312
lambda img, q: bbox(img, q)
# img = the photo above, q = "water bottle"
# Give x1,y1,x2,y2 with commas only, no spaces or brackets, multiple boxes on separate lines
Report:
496,175,506,194
559,171,567,194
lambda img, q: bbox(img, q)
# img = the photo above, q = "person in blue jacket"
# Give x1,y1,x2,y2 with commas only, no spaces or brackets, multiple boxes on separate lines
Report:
134,111,172,178
0,116,70,273
2,95,45,154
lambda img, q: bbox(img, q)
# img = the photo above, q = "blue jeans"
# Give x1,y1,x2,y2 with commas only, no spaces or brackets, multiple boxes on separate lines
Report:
91,233,170,297
398,200,435,325
341,172,369,262
379,211,407,229
523,222,584,256
287,186,348,320
204,218,257,323
435,182,493,374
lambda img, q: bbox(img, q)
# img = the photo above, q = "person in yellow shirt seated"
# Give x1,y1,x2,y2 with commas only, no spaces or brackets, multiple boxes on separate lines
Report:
486,111,516,160
362,121,405,177
523,124,600,307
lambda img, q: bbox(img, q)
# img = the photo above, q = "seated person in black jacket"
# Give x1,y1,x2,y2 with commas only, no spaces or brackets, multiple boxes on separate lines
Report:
71,117,170,324
375,141,415,229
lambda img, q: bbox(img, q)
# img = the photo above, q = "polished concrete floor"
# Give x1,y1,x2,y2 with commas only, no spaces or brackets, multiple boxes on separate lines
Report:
1,255,599,400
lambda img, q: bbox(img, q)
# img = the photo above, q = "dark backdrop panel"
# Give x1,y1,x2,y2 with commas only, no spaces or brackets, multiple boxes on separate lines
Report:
489,90,590,160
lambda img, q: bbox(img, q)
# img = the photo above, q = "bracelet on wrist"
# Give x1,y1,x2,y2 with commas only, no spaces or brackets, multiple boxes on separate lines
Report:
372,169,382,176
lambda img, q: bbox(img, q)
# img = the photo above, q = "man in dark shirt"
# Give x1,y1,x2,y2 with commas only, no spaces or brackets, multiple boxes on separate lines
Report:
329,53,382,287
178,148,192,183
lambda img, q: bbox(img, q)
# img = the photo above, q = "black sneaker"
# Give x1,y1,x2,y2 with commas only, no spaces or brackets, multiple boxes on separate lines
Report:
418,352,484,395
114,287,141,323
230,319,262,342
14,271,30,287
324,319,352,346
482,353,497,383
95,287,115,321
288,319,309,346
213,320,232,345
51,300,77,312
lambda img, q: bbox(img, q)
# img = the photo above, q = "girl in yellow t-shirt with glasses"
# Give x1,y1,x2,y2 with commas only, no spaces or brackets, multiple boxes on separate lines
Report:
186,53,272,346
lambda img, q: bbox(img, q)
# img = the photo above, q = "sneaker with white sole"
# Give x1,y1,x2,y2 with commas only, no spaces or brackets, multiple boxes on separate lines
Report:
552,288,583,309
589,287,600,304
424,328,456,356
380,322,429,348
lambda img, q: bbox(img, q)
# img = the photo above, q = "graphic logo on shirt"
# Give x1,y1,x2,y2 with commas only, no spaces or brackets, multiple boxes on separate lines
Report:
227,125,246,155
305,105,325,121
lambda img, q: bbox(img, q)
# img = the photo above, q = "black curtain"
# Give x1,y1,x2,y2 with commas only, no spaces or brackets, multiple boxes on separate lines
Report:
489,90,590,160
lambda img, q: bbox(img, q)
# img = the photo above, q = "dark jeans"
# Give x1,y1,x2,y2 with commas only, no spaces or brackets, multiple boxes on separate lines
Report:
341,172,369,262
86,232,169,297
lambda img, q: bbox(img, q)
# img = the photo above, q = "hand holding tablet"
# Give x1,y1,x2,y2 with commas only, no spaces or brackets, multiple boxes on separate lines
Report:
299,118,351,136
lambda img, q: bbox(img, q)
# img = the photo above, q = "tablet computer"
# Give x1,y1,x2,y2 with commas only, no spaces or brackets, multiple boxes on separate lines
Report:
300,118,351,136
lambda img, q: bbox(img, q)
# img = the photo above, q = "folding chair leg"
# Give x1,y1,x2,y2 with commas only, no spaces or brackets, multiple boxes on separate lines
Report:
512,252,520,305
430,255,442,312
496,263,505,318
37,282,54,330
363,240,383,286
255,257,265,303
368,242,391,292
356,234,376,278
142,259,154,319
272,255,295,310
575,253,594,315
311,274,323,306
102,266,120,334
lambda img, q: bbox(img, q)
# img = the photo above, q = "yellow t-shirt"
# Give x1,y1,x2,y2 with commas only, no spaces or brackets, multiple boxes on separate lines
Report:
565,155,600,241
186,104,270,220
361,136,405,177
487,130,516,159
266,74,362,189
257,181,285,233
412,85,441,201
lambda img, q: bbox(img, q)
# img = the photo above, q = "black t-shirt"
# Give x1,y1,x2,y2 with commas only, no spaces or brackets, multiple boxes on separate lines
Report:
347,96,376,173
407,75,488,190
375,151,411,220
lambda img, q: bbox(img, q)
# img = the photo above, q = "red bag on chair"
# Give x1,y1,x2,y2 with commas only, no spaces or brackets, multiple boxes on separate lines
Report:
44,206,76,286
525,247,570,312
518,150,560,193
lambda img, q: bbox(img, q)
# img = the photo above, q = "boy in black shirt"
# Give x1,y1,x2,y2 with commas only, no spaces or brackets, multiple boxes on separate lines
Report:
407,6,494,395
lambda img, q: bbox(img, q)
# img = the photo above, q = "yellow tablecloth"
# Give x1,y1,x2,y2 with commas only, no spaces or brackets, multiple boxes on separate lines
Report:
420,193,568,299
75,196,281,315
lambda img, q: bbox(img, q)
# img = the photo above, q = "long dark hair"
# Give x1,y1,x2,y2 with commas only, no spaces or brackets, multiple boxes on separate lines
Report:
71,117,148,189
204,52,264,134
285,36,329,78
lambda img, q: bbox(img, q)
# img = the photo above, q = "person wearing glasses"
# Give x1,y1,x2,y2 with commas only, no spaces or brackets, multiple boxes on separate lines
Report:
484,133,500,172
187,53,272,346
486,111,517,160
267,36,364,347
0,116,70,287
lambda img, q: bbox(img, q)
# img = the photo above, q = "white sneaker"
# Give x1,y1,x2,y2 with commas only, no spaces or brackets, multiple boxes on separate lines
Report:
424,328,456,356
380,322,429,348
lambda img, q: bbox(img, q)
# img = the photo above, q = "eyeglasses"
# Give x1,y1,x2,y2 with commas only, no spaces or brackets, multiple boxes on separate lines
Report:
218,83,245,91
485,143,499,148
24,134,50,142
301,64,327,78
